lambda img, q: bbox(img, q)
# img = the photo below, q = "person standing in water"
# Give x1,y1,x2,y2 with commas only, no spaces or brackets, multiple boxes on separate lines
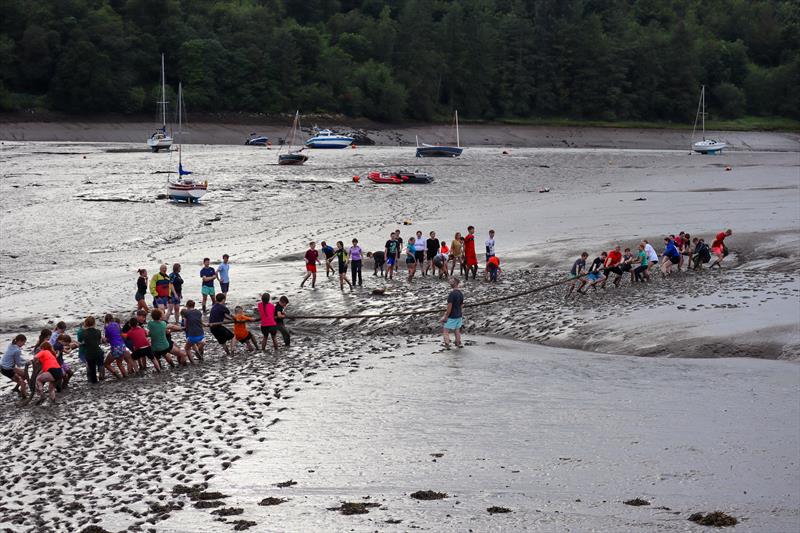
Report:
464,226,478,280
441,277,464,349
200,258,216,313
217,254,231,294
301,242,321,288
136,269,149,312
406,237,418,283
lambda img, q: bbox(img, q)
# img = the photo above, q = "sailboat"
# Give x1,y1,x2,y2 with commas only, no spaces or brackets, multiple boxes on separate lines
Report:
167,83,207,203
691,85,726,154
147,54,173,152
416,110,463,158
278,111,309,165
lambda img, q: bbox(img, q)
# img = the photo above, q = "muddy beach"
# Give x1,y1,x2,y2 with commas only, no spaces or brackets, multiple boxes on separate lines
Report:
0,139,798,531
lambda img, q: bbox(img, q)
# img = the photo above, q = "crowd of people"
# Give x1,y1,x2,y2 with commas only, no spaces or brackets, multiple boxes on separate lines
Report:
566,229,733,297
1,226,732,404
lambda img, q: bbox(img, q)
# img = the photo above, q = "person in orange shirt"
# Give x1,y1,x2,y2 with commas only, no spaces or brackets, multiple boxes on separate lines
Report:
33,342,63,405
232,306,258,352
485,255,502,282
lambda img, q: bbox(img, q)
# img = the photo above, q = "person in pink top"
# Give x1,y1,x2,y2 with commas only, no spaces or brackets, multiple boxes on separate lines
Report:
257,292,278,352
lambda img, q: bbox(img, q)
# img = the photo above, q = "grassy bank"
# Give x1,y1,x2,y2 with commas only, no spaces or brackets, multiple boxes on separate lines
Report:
484,115,800,132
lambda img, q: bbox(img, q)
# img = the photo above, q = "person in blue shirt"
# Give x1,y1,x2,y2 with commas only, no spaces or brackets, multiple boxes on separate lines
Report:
200,257,216,313
320,241,335,277
217,254,231,294
660,237,681,277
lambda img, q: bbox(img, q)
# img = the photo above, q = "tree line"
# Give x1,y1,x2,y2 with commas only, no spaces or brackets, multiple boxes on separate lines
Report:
1,0,797,123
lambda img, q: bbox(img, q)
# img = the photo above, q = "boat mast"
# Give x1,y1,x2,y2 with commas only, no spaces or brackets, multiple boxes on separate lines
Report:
160,54,167,128
455,110,460,148
701,85,706,140
177,82,182,169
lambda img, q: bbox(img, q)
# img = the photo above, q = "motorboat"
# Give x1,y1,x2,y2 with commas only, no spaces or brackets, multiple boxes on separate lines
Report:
146,54,173,152
367,170,434,184
245,134,269,146
305,129,354,149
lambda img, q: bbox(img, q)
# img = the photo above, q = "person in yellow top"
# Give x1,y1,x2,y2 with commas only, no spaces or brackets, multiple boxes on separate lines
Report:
232,306,257,352
448,232,464,276
149,264,173,313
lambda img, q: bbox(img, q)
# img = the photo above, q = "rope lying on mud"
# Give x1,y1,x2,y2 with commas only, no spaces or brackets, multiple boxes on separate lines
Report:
287,275,582,320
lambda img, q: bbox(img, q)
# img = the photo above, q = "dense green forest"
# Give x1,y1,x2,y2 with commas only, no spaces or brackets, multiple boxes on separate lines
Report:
1,0,797,123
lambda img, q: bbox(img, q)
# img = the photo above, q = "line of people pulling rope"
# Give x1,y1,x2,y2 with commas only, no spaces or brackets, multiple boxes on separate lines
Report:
1,226,732,405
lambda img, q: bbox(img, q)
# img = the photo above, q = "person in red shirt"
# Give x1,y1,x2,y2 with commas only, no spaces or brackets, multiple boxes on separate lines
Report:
32,342,63,405
710,228,732,269
464,225,478,280
602,245,624,287
300,241,321,289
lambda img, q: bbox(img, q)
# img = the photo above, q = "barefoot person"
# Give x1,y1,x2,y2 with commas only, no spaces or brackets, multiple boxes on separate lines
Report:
424,231,440,276
414,231,426,273
633,243,649,282
149,264,172,314
367,250,386,277
464,226,478,280
333,241,352,290
275,296,291,347
200,258,216,313
579,252,607,294
349,239,363,287
147,309,176,369
300,242,321,288
602,245,624,288
1,334,29,399
217,254,231,294
103,314,133,378
257,293,279,352
232,306,258,352
385,232,399,280
33,342,62,405
566,252,589,297
449,232,463,276
136,269,149,312
208,293,235,356
710,229,732,269
80,316,105,384
320,241,335,278
405,237,418,283
660,237,681,277
182,300,205,362
485,229,496,261
441,277,464,349
167,263,183,324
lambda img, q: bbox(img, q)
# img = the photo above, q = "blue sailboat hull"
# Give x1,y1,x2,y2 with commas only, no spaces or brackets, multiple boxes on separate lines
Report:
415,146,463,158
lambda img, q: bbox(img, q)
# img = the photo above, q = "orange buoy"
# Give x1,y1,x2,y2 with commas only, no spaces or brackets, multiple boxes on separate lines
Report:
351,144,357,149
353,175,360,183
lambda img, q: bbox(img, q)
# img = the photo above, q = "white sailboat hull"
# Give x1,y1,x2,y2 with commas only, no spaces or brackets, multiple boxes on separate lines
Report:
693,140,726,154
168,182,207,202
147,136,173,150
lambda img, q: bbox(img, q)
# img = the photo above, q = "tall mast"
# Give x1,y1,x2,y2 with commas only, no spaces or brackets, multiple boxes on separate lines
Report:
455,110,460,148
160,54,166,128
177,82,182,167
701,85,705,140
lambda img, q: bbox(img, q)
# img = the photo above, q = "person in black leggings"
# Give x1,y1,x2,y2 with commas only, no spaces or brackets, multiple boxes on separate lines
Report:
349,238,363,286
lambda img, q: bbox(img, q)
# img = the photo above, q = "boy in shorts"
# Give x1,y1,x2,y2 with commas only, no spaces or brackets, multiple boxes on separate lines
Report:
233,306,258,352
182,300,205,362
200,258,216,312
385,231,399,280
208,293,235,356
441,277,464,349
300,242,321,288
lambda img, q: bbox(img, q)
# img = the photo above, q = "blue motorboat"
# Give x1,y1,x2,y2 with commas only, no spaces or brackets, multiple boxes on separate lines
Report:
245,133,269,146
305,129,354,149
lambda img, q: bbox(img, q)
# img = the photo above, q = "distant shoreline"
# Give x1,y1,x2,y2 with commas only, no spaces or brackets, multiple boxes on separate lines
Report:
1,114,798,151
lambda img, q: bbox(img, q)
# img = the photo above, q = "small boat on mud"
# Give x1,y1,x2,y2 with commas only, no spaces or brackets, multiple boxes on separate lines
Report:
278,111,309,165
147,54,173,152
305,129,354,149
366,170,434,184
245,134,269,146
691,85,726,154
416,110,463,158
167,83,207,203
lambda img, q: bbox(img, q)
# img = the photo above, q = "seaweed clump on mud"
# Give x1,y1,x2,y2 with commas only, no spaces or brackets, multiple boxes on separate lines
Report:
688,511,739,527
232,520,257,530
624,498,651,506
410,490,448,500
259,497,289,506
328,501,381,515
275,479,298,488
80,527,113,533
487,506,512,514
212,507,244,516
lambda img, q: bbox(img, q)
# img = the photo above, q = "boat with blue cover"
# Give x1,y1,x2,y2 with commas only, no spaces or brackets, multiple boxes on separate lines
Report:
245,134,269,146
305,129,354,149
